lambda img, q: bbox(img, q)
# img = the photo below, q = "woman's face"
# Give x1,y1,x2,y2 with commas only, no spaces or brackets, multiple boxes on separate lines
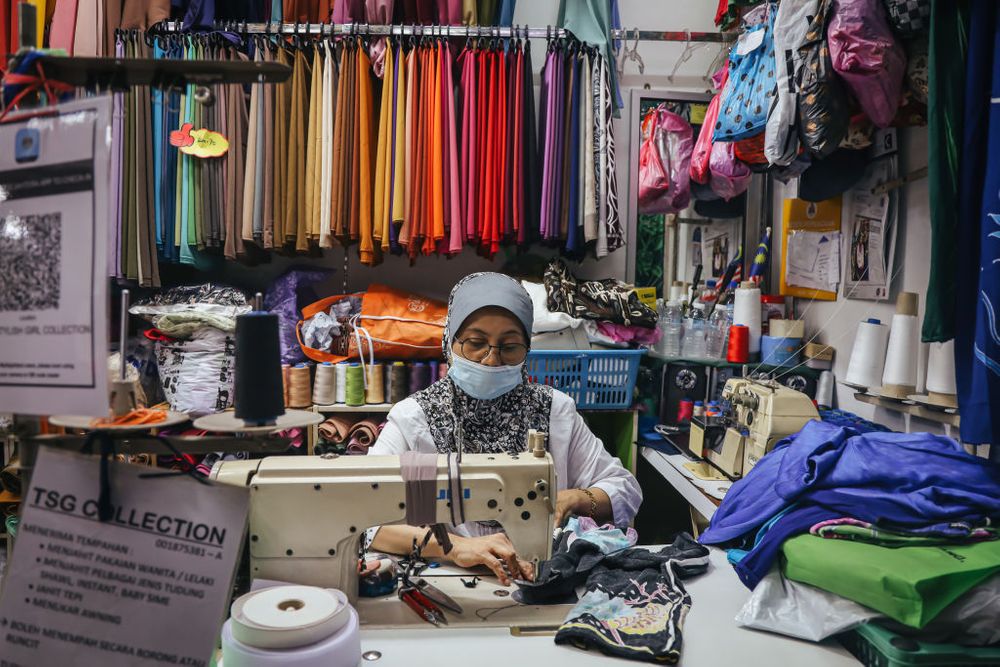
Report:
451,307,528,367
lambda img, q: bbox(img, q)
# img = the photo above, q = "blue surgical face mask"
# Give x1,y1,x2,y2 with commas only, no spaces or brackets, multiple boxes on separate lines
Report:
448,354,524,400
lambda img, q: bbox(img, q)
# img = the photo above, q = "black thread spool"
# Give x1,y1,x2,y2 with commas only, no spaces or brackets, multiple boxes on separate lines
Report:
234,312,286,425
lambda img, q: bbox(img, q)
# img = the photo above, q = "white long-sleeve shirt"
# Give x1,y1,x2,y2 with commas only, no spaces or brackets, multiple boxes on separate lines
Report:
370,389,643,538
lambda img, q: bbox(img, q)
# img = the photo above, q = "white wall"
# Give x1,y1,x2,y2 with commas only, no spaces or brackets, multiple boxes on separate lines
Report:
770,127,946,436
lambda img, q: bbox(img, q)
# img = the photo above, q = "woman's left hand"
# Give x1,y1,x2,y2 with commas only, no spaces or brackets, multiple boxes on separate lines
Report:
554,489,590,527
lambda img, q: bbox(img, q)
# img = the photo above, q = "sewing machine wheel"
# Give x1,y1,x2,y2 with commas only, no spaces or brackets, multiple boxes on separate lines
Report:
674,369,698,390
783,375,808,394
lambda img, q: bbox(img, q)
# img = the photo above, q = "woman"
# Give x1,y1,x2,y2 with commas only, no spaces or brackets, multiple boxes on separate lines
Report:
369,273,642,584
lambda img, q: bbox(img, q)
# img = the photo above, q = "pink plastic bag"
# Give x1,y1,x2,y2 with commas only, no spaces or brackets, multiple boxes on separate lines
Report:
638,109,671,210
828,0,906,128
638,106,694,214
709,141,752,201
691,67,728,185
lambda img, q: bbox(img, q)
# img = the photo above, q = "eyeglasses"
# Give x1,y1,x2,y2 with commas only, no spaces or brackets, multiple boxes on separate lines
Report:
455,338,529,365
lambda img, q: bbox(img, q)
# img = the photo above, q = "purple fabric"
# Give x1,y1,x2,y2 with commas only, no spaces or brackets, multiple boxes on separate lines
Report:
701,420,1000,547
264,268,333,365
539,50,556,240
828,0,906,127
550,51,566,241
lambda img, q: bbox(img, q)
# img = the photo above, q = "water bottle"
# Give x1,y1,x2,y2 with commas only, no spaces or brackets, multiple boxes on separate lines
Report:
660,300,683,357
682,309,707,359
705,307,731,359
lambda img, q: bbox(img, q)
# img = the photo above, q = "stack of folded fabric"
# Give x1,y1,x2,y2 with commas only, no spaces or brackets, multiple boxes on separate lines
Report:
317,417,385,456
699,420,1000,647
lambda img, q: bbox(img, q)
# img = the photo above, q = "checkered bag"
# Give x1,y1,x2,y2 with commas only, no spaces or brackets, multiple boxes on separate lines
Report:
884,0,930,36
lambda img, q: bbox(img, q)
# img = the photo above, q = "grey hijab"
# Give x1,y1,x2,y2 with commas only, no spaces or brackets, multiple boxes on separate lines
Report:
412,273,552,454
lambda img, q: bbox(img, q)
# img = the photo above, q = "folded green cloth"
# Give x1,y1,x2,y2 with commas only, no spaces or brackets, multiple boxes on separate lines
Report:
814,522,998,548
781,534,1000,628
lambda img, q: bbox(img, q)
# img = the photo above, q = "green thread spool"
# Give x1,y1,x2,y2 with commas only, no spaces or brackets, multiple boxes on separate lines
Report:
344,363,366,407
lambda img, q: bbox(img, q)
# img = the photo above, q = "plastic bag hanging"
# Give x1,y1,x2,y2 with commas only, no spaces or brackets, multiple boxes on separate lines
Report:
714,3,778,143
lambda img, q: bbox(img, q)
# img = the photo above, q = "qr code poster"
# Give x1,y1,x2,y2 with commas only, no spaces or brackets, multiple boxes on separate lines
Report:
0,213,62,312
0,98,112,417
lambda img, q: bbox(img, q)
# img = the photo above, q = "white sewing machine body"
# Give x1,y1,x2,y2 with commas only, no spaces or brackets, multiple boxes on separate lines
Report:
699,377,819,478
212,451,557,604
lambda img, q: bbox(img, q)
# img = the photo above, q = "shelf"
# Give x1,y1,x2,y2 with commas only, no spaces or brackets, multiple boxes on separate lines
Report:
314,403,394,413
853,393,960,427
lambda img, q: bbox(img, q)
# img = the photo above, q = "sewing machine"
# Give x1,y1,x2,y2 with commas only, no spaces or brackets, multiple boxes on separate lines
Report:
211,436,556,605
695,377,818,478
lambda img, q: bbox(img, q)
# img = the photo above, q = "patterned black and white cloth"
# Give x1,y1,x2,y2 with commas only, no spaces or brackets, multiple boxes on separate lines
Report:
554,534,710,664
884,0,930,36
544,259,657,328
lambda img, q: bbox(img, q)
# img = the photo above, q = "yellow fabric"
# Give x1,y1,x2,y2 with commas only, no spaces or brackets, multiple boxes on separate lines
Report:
391,45,407,227
304,45,323,241
273,46,290,245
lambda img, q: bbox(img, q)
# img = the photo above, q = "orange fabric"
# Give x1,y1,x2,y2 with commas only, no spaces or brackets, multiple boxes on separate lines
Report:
399,46,416,248
426,42,444,256
298,285,447,363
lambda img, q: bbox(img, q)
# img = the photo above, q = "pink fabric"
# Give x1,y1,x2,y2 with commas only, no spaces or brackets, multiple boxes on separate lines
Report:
708,141,752,201
691,67,728,185
437,0,462,24
443,43,462,254
595,321,661,346
638,106,694,215
49,0,78,53
828,0,905,128
365,0,394,78
332,0,364,23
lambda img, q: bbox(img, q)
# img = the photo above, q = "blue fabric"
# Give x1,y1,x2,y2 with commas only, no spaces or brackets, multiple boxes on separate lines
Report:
498,0,515,27
700,420,1000,548
956,0,1000,456
729,505,838,588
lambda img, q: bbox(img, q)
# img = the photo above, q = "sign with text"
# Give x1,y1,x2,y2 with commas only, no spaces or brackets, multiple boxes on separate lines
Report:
0,98,112,416
0,448,249,666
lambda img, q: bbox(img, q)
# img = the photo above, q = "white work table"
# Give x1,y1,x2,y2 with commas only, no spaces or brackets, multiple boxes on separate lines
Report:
640,445,724,521
356,548,856,666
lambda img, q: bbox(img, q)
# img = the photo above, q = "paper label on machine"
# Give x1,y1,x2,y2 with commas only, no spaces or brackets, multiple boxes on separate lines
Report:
0,448,249,667
0,99,111,416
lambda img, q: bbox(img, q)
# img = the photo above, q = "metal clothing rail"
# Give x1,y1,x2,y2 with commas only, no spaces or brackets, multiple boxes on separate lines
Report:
154,21,735,43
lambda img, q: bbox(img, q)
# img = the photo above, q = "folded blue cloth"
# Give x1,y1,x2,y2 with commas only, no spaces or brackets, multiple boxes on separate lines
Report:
700,420,1000,588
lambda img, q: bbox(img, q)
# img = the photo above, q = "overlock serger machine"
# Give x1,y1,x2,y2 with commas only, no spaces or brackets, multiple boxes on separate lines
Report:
692,377,819,478
211,431,556,603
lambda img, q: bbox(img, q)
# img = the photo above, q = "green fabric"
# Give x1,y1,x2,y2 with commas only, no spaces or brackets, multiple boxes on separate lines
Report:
815,523,998,548
152,312,238,336
636,213,665,297
923,0,970,342
557,0,621,114
781,534,1000,628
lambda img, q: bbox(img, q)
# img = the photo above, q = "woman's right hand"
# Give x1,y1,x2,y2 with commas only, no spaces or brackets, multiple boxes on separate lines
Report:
447,534,534,586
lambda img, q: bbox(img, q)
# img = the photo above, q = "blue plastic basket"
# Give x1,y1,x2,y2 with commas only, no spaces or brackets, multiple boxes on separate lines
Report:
525,349,644,409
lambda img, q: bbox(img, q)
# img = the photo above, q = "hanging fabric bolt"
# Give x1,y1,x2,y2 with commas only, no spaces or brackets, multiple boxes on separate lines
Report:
366,363,386,404
313,361,337,405
345,363,366,407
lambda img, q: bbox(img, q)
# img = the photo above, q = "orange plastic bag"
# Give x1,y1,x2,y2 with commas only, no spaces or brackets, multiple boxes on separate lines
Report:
297,284,447,363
